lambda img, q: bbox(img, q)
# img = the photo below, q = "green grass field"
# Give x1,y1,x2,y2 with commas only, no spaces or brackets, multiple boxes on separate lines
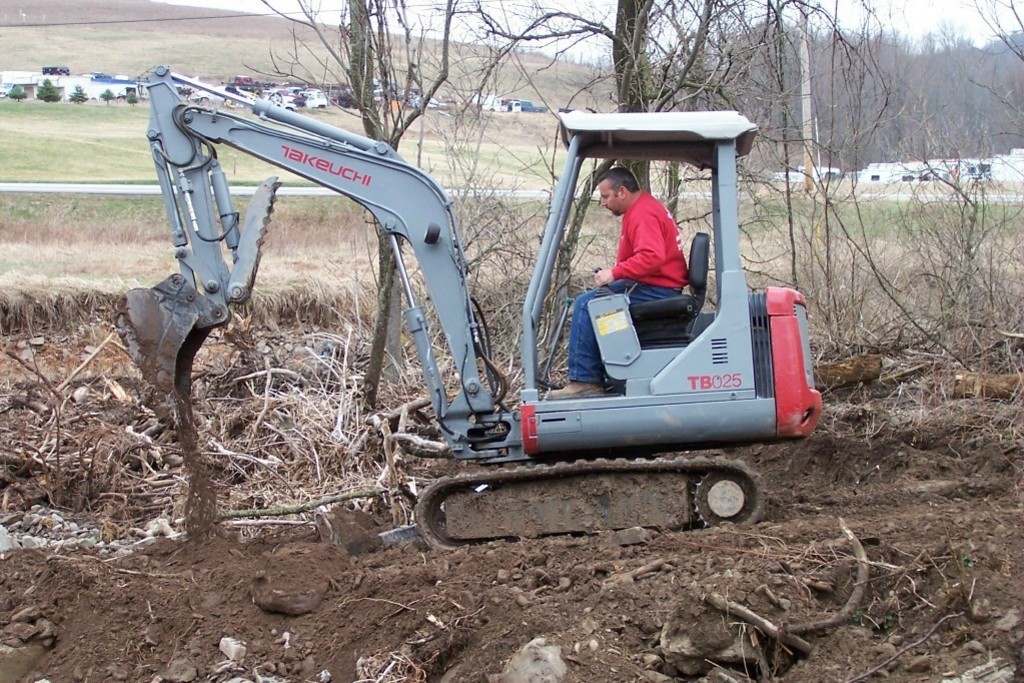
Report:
0,0,605,190
0,99,560,187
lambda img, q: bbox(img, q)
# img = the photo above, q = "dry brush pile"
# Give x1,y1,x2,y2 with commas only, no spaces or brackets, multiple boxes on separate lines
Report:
1,180,1022,538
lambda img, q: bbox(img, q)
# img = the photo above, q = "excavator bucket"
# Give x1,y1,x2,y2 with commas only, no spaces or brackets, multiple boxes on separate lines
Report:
117,274,221,393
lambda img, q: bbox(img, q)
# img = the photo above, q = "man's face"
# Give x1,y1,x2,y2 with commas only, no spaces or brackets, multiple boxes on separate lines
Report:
598,180,628,217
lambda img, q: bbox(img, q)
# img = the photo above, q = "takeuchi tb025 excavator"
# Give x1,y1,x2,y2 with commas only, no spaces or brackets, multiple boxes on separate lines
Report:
119,66,822,549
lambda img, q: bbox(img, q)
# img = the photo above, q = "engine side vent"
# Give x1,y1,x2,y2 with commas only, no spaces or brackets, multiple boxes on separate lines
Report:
710,337,728,365
749,292,774,398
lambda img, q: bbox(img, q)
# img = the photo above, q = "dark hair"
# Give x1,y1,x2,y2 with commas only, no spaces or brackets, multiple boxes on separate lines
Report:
598,167,640,193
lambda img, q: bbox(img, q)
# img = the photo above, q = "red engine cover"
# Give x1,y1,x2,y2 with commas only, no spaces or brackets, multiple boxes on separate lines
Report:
766,287,822,437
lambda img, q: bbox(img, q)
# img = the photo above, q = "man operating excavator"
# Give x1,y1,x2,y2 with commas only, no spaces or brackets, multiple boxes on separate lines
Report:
549,167,690,399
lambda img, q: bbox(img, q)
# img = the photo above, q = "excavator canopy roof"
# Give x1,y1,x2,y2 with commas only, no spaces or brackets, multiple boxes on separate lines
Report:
558,111,757,169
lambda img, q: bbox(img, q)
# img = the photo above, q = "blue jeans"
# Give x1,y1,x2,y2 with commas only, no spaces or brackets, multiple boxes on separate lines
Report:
568,280,681,383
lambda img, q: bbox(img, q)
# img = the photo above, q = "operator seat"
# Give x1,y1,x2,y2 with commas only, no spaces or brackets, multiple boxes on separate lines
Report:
628,232,710,348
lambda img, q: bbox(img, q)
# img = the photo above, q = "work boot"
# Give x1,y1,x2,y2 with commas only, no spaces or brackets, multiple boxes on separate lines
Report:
547,381,605,400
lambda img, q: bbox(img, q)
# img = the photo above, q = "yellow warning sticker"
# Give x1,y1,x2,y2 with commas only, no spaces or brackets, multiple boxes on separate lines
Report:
595,309,630,336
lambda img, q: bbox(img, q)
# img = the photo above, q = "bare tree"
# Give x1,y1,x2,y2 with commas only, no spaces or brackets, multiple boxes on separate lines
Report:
257,0,458,407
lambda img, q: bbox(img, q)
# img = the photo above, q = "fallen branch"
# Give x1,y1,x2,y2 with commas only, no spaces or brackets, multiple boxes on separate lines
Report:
345,428,372,459
219,488,384,520
703,591,814,656
365,397,432,427
755,584,790,611
226,519,309,528
210,440,282,470
607,558,666,584
815,354,882,390
390,432,450,458
56,332,116,392
232,367,306,385
785,518,869,636
250,356,274,436
52,554,187,580
879,362,930,384
844,612,964,683
377,419,404,526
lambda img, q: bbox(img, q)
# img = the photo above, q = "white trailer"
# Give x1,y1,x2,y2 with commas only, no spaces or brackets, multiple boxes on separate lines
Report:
58,76,142,101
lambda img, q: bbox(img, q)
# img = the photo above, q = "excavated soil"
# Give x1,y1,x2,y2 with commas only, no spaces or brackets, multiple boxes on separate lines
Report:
1,328,1022,683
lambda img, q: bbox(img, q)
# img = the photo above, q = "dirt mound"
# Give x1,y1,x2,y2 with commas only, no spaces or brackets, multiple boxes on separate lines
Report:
2,472,1021,682
1,332,1022,682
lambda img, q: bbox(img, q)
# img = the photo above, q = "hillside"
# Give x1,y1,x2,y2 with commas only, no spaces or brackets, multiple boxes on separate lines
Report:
0,0,609,111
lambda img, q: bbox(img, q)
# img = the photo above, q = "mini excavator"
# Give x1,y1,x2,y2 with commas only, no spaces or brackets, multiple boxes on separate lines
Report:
119,66,821,549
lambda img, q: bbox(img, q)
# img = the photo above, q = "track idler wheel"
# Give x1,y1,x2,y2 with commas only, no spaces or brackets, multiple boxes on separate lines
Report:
694,471,762,526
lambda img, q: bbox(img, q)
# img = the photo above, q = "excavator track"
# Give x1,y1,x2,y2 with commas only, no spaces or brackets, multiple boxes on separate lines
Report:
414,456,764,550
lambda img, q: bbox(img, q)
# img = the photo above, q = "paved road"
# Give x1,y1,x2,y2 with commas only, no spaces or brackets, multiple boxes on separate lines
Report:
2,182,1019,204
0,182,551,199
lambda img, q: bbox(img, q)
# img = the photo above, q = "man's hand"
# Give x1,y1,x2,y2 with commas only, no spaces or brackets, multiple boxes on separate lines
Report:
594,267,615,287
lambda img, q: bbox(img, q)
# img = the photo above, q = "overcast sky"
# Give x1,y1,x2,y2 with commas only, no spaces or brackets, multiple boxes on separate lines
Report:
154,0,1012,47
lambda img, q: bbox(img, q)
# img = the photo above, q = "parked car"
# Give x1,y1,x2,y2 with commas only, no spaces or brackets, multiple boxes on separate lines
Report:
230,75,257,88
301,89,329,109
518,100,547,113
266,91,298,110
407,95,445,110
0,86,8,99
476,95,506,112
189,90,226,106
42,66,70,76
333,91,356,108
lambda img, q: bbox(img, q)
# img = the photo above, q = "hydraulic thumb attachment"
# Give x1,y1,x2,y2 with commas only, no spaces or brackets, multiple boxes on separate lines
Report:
117,175,280,392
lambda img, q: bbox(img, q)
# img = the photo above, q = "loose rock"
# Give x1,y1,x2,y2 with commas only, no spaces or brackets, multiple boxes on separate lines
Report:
220,637,247,662
488,637,567,683
0,526,19,553
161,656,199,683
905,654,931,673
994,608,1020,632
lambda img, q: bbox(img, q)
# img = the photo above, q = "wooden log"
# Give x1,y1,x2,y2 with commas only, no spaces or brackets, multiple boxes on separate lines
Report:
952,372,1023,400
814,353,883,390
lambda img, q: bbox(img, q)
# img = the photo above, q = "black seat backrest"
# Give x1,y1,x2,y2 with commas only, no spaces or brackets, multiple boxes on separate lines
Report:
688,232,710,295
627,232,711,347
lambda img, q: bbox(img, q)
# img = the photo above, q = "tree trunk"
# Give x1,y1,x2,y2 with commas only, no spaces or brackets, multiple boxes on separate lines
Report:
364,238,397,408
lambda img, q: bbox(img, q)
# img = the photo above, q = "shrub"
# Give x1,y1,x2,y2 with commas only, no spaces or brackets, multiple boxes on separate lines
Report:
126,91,139,106
100,89,115,104
9,85,27,102
69,85,88,104
37,79,61,103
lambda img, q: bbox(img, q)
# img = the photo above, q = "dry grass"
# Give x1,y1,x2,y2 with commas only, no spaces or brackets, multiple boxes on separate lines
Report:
6,182,1022,366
